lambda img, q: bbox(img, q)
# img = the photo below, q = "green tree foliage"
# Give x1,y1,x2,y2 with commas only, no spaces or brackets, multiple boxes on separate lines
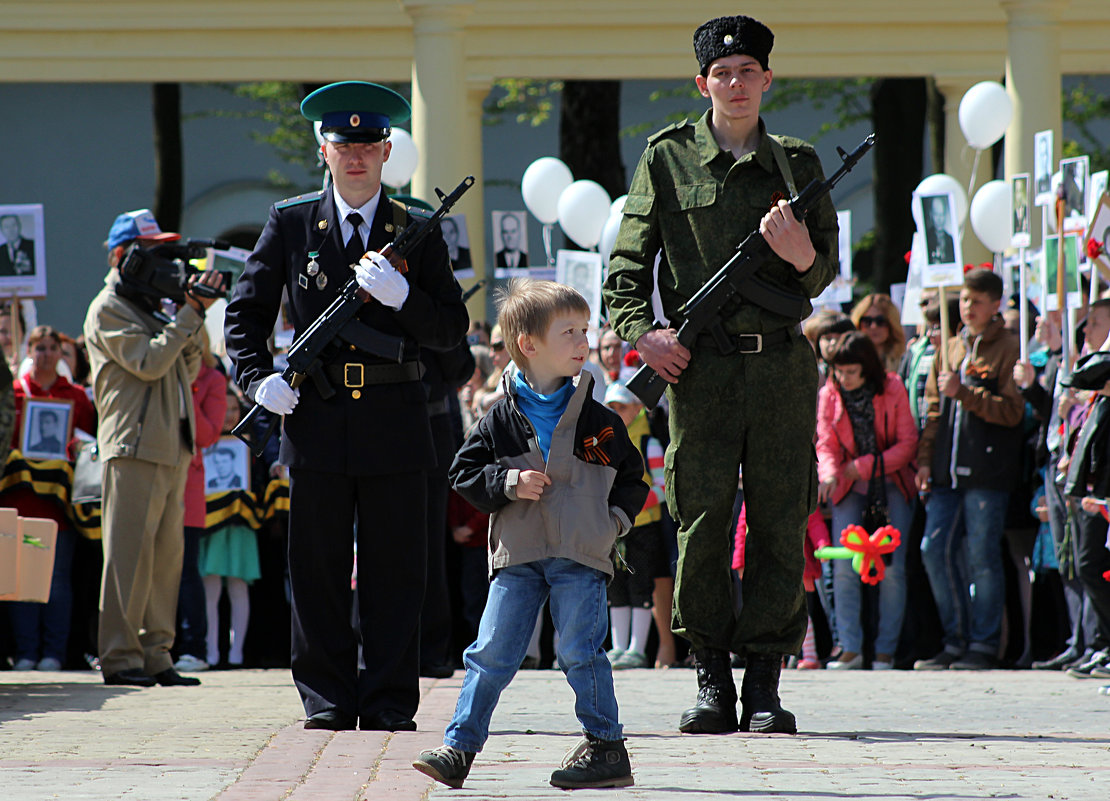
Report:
1062,81,1110,173
483,79,563,126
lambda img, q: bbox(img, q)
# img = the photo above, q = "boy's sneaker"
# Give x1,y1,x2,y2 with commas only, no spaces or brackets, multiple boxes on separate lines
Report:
612,650,648,670
412,745,475,789
913,650,961,671
549,734,634,789
174,654,210,672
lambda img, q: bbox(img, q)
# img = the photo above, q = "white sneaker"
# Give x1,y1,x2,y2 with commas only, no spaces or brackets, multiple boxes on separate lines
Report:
36,657,62,671
1098,685,1110,696
174,654,210,672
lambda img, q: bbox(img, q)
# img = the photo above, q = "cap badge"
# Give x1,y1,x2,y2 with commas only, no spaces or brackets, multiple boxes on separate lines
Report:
723,33,734,45
350,113,361,127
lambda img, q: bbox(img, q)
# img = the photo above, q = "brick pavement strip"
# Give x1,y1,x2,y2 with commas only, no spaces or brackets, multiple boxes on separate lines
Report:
2,668,1108,800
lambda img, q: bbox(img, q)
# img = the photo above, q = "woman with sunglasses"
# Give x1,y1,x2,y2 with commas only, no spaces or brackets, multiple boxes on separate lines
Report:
850,293,906,373
816,331,918,669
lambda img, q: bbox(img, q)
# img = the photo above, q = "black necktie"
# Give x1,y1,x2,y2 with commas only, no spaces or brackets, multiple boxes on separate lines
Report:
344,212,366,266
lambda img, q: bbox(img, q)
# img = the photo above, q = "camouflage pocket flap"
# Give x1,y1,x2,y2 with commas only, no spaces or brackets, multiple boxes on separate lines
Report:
675,183,716,210
622,193,655,217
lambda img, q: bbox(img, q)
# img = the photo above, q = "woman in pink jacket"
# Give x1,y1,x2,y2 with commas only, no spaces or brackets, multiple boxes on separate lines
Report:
817,331,918,670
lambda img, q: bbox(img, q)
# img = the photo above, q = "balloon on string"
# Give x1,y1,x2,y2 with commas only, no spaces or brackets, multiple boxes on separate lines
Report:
557,180,612,249
970,180,1013,253
599,212,623,267
958,81,1013,150
380,128,419,187
521,157,574,224
912,173,968,228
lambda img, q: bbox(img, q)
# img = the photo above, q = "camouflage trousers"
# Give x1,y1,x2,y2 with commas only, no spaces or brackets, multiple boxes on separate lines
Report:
664,329,817,656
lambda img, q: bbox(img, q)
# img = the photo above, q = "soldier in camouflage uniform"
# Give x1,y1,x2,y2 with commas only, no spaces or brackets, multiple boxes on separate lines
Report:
603,14,838,735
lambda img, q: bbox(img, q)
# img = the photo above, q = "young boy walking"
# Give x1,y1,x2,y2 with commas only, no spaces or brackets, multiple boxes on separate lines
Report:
413,279,648,790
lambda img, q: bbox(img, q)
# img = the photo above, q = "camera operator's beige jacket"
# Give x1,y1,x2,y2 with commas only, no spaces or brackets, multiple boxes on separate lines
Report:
83,271,203,466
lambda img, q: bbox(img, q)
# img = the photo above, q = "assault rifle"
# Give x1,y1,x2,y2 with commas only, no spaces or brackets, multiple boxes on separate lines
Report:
625,134,875,408
231,175,475,456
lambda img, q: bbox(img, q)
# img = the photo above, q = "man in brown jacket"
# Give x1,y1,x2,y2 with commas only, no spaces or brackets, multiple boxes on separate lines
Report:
84,209,224,687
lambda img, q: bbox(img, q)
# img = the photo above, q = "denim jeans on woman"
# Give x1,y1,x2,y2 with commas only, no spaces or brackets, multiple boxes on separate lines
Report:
830,483,912,656
920,487,1010,655
444,558,621,753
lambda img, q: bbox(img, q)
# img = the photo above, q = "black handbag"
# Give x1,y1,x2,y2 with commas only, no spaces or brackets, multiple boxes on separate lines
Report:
71,441,104,505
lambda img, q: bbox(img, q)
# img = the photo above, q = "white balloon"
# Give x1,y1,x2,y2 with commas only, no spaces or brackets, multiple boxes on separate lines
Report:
380,128,419,188
970,180,1013,253
521,157,573,224
958,82,1013,150
599,212,623,267
557,180,612,249
610,195,628,217
913,173,969,228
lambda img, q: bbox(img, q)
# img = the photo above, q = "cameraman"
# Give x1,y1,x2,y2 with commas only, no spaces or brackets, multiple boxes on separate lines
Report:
83,209,225,687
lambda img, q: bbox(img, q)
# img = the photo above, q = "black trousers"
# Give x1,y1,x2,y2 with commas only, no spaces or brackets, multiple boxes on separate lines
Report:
1075,509,1110,651
288,468,427,720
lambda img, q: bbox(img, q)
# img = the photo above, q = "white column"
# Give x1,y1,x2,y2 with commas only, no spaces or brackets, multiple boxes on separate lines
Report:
1002,0,1067,250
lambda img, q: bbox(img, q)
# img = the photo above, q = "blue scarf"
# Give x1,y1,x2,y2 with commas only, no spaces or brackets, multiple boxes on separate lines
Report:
514,373,575,461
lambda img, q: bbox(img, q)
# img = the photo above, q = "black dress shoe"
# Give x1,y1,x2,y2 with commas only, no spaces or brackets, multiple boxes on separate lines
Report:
304,710,357,731
360,710,417,731
420,663,455,679
154,668,202,686
103,668,156,687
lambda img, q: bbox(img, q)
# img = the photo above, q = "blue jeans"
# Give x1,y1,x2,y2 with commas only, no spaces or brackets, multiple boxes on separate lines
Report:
9,527,77,663
920,487,1010,655
444,558,621,753
830,484,912,656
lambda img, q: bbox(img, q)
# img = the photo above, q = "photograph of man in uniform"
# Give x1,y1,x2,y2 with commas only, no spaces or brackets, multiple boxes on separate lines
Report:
494,211,528,268
922,195,956,265
1012,174,1031,248
25,405,67,458
0,214,34,276
1044,233,1082,311
1060,156,1088,231
1034,130,1053,205
203,444,245,490
441,215,472,276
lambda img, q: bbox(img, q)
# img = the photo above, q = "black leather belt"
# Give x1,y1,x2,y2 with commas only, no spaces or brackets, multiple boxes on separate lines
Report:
698,325,799,355
324,361,424,388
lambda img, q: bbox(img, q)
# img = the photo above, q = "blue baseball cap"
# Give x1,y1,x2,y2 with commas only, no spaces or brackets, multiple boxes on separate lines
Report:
301,81,411,144
106,209,180,250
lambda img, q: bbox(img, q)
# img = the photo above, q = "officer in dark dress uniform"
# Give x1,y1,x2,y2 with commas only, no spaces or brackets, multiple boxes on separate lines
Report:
224,81,469,732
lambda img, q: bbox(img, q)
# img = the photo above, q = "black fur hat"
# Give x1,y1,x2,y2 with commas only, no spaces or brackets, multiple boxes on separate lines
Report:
693,15,774,74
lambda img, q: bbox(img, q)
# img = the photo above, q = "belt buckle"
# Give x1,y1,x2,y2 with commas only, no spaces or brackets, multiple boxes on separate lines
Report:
736,334,763,354
344,363,364,388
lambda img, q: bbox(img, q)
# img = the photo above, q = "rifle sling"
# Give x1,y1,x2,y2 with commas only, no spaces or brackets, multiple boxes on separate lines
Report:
736,274,808,319
336,318,407,363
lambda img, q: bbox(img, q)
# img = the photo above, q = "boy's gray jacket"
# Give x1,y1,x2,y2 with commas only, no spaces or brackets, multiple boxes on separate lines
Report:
449,370,649,576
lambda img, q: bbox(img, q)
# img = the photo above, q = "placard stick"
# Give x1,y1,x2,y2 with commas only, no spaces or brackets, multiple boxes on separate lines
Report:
1057,197,1071,373
1018,247,1028,363
8,291,20,369
938,285,951,372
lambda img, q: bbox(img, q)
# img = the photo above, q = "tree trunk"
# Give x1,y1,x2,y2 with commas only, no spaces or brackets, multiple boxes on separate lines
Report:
559,80,626,202
869,78,927,293
152,83,183,231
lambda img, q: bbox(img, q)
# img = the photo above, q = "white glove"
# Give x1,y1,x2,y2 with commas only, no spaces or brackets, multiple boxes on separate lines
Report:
254,373,300,415
355,251,410,310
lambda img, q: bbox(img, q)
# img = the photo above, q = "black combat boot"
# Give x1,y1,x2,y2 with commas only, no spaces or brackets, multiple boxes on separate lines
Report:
678,648,738,733
549,734,634,789
740,653,797,734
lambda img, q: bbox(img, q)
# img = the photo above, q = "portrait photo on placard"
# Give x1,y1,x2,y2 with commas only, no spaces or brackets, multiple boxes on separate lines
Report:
1060,156,1090,233
492,210,529,276
555,250,603,337
914,192,964,288
1011,174,1031,249
20,397,72,461
442,213,473,278
1088,194,1110,282
1089,170,1108,220
0,204,46,298
1034,129,1054,207
1043,233,1082,312
203,436,251,493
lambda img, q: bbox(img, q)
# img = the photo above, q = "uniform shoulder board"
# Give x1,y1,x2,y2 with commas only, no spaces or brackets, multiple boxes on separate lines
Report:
275,189,325,210
647,119,689,145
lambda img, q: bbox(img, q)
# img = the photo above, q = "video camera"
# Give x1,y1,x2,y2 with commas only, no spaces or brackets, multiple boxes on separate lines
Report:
118,239,232,305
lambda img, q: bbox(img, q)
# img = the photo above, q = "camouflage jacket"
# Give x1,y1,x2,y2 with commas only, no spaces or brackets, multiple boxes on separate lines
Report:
604,111,839,348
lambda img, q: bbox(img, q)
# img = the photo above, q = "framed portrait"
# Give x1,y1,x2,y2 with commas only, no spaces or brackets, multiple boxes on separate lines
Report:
202,436,251,493
0,203,46,298
1087,194,1110,283
1090,171,1109,220
914,192,964,288
20,397,73,461
1060,156,1090,233
441,213,473,278
1033,129,1054,207
814,210,854,307
1011,174,1032,249
492,210,530,277
556,249,604,344
1042,233,1082,312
